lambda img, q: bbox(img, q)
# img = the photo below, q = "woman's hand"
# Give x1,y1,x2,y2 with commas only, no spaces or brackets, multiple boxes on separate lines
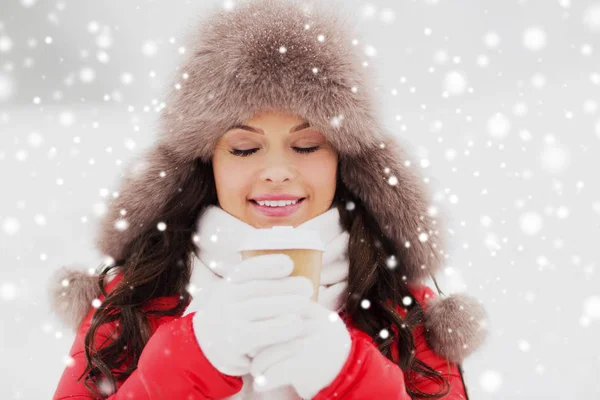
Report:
192,254,314,377
249,300,352,399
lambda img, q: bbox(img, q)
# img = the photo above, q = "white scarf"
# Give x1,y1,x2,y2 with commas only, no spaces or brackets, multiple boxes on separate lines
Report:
184,205,350,400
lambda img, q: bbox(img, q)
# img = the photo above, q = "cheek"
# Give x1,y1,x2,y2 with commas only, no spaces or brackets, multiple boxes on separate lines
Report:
213,158,252,199
300,153,337,193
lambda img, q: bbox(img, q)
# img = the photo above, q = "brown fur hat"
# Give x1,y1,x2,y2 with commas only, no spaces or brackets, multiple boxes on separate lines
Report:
48,0,487,364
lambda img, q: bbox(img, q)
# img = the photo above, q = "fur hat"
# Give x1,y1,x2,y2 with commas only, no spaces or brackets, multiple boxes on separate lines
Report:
48,0,487,364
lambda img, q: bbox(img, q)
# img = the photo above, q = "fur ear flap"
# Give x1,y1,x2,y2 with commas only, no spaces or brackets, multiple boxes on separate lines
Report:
47,266,102,332
422,293,489,364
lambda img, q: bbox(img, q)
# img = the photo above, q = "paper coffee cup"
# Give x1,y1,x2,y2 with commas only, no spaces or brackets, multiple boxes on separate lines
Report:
238,226,324,302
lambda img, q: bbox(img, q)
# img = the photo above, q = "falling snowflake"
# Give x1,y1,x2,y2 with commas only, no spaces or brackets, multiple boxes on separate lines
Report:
115,219,129,231
121,73,134,85
0,73,14,101
254,375,267,387
540,142,570,173
583,296,600,319
0,35,14,52
2,217,20,235
386,255,397,269
364,45,377,57
142,40,158,56
330,114,344,128
59,111,75,127
379,8,396,24
483,31,501,48
443,71,468,96
517,339,531,352
1,283,18,301
79,67,96,83
487,113,511,139
583,3,600,33
519,211,543,235
479,370,503,393
522,26,546,51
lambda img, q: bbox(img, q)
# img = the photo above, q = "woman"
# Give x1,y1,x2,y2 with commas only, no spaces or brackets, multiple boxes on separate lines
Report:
50,0,488,398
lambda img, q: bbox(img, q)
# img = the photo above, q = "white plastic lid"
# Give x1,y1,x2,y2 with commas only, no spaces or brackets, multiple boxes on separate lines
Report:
238,226,325,252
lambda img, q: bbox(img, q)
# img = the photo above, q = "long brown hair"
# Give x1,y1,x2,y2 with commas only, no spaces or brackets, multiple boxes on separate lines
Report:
80,159,452,399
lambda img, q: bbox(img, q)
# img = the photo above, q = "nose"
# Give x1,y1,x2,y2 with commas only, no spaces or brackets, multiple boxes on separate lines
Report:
259,151,296,184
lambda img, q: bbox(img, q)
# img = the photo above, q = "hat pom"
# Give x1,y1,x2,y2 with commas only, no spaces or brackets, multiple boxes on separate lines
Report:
422,293,489,364
48,266,102,332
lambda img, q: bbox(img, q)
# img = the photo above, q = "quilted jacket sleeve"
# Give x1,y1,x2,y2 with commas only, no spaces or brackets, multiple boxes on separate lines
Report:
52,274,243,400
312,325,413,399
312,285,468,400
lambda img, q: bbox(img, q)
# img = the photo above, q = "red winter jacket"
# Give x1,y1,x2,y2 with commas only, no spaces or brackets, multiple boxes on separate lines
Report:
52,272,468,399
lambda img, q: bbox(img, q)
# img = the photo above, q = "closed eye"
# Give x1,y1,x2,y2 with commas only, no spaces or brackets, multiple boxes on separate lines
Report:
229,146,320,157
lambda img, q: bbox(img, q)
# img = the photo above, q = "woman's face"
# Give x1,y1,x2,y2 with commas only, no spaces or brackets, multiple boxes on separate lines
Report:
212,110,338,228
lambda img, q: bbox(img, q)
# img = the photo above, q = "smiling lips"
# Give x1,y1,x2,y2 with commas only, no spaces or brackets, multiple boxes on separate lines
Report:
250,193,305,202
249,197,306,217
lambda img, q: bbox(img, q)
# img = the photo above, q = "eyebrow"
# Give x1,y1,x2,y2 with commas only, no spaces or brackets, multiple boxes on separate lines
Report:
228,121,311,135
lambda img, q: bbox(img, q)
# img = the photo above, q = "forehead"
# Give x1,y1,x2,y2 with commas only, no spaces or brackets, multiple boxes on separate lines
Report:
226,111,315,136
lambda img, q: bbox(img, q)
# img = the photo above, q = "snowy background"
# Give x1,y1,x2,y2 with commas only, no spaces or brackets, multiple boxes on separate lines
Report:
1,0,600,398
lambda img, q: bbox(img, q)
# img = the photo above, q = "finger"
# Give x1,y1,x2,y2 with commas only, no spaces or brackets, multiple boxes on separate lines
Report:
223,254,294,284
250,339,303,377
233,294,312,321
240,314,305,354
253,357,297,393
294,298,334,320
227,354,252,376
246,342,273,358
318,281,348,311
298,319,323,337
233,276,313,301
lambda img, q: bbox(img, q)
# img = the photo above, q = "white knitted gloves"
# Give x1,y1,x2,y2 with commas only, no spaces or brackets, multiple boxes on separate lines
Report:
250,299,352,398
192,254,314,377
